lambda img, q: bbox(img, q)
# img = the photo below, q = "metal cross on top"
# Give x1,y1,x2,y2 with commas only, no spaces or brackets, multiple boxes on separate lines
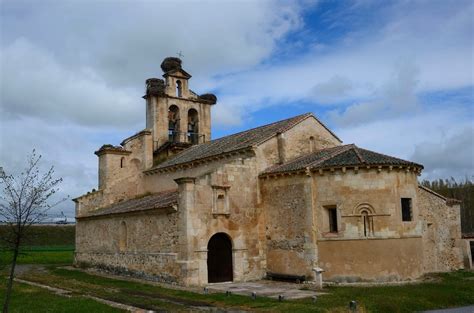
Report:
177,51,184,58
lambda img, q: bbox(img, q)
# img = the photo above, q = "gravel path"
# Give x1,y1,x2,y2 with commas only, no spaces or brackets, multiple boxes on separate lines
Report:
423,306,474,313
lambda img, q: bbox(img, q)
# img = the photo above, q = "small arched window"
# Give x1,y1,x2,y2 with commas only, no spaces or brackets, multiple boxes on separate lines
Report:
309,136,315,153
176,80,182,97
120,157,125,168
360,209,373,237
119,221,127,252
168,105,180,142
187,109,199,144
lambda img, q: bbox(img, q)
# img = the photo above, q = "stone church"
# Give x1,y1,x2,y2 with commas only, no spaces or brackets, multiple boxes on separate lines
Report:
74,57,464,286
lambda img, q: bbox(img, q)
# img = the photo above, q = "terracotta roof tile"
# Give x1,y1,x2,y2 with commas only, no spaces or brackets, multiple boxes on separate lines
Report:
153,113,334,170
261,144,423,175
80,190,178,218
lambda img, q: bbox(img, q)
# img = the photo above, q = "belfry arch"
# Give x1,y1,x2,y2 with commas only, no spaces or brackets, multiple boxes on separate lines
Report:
168,105,180,142
187,109,199,144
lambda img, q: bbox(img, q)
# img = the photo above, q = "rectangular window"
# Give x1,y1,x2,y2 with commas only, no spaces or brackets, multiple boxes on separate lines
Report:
212,187,230,215
216,194,225,213
401,198,412,221
328,207,338,233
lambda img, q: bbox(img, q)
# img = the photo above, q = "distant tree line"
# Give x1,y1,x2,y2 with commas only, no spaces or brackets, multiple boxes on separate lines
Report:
420,177,474,237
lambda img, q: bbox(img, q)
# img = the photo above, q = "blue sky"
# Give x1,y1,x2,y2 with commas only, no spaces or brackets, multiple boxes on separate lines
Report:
1,0,473,217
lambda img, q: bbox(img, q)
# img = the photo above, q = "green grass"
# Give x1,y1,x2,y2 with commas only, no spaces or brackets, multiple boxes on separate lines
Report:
0,280,124,313
0,225,75,246
1,246,74,266
17,266,474,313
0,225,75,267
0,225,472,312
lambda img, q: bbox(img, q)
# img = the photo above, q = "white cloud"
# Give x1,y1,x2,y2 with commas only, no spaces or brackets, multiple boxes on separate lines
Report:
333,105,474,180
0,0,472,211
210,0,472,115
0,0,306,217
0,116,102,217
412,127,474,180
310,75,353,103
1,38,142,127
328,60,421,126
1,0,303,87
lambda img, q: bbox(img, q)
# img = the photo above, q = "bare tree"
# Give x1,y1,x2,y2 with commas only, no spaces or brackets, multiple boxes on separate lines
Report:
0,150,65,313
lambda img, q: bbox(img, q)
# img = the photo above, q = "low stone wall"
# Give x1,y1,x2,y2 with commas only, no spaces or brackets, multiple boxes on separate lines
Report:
75,252,181,284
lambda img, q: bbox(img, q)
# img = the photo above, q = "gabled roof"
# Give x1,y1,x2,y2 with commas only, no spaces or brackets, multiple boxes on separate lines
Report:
261,144,423,176
149,113,339,171
77,190,178,218
163,68,192,79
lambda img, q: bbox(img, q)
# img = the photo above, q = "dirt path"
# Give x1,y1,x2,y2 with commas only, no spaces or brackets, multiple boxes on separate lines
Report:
14,278,149,313
15,274,248,313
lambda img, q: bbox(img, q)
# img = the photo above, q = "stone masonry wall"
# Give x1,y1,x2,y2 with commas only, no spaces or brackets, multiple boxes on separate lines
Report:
75,209,182,282
142,153,265,285
76,211,179,253
189,158,266,284
256,116,341,171
313,168,425,281
76,131,153,216
318,237,423,282
75,252,181,284
260,175,316,278
418,186,464,273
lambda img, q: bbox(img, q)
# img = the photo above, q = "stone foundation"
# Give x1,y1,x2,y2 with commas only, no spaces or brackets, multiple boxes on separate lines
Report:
75,252,182,284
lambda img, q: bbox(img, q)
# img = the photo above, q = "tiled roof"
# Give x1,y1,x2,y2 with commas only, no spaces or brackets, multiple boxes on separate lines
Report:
153,113,339,170
79,190,178,218
261,144,423,175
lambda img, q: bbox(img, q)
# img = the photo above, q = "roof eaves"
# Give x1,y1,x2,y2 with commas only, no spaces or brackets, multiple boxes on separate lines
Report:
259,168,307,178
78,190,179,219
357,147,424,169
77,204,177,219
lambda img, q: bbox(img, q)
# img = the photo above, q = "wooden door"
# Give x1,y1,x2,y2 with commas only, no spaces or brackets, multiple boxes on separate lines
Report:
207,233,233,283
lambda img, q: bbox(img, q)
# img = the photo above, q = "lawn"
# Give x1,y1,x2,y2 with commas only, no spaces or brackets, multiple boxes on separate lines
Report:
0,225,75,246
0,280,124,313
15,266,474,313
0,225,75,267
1,246,74,267
1,225,473,312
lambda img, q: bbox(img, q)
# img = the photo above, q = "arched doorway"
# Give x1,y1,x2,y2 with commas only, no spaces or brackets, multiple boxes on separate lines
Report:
207,233,233,283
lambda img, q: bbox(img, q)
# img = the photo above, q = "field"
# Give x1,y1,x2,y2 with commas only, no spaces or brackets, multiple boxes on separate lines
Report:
0,225,75,268
1,225,474,312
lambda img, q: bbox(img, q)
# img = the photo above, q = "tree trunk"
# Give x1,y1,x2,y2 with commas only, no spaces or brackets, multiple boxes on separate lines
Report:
3,239,20,313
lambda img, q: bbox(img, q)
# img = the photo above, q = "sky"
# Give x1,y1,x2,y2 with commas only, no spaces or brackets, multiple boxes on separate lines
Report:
1,0,473,218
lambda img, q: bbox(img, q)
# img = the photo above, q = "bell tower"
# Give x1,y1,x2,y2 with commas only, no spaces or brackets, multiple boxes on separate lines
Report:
143,57,217,164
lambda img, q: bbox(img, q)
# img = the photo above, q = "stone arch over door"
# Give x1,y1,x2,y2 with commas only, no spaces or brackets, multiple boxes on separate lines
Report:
207,232,233,283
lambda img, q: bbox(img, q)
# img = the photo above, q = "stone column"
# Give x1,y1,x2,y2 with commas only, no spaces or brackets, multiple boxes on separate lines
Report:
175,177,195,260
175,177,199,285
276,132,287,164
180,112,189,143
